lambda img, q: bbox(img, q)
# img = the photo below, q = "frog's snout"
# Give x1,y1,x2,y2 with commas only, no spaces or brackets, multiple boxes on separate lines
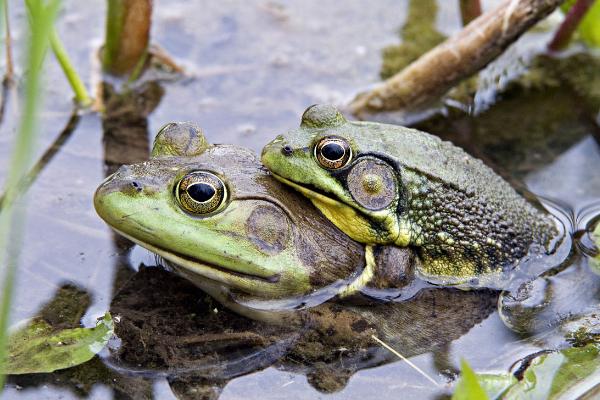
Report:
261,136,292,169
96,165,145,198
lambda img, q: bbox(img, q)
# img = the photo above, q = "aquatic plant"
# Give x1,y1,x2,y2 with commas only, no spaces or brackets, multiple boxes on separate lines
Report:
549,0,600,50
103,0,152,76
453,345,600,399
0,0,61,388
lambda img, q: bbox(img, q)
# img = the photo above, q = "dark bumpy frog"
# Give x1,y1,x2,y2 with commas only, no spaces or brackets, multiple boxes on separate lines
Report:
261,104,561,286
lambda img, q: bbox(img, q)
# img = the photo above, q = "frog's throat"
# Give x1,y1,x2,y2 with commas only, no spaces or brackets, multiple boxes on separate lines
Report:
111,228,279,287
271,174,407,245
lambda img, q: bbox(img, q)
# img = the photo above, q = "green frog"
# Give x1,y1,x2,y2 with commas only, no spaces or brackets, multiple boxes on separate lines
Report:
261,104,562,287
93,122,594,394
94,122,427,318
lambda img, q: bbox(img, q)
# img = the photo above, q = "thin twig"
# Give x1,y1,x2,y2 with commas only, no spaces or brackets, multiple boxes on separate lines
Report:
548,0,595,51
349,0,564,116
0,111,80,209
371,335,441,387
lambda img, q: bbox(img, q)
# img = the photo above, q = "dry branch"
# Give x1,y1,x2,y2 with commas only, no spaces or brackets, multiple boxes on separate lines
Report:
349,0,564,116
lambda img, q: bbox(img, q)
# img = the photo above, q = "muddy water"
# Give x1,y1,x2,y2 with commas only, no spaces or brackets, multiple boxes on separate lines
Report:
0,1,599,399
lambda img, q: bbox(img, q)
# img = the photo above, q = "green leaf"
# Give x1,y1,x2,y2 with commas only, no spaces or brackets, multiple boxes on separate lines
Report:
3,313,113,374
475,373,516,399
591,221,600,274
452,359,490,400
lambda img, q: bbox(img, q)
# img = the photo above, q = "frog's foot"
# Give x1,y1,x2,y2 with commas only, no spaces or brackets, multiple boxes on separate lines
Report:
498,278,552,334
498,263,600,334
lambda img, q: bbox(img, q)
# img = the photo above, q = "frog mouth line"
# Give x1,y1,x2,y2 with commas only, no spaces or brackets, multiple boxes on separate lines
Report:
270,173,401,244
112,228,280,284
270,173,352,211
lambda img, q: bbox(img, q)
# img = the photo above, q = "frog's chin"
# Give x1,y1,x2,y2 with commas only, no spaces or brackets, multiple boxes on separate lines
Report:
110,228,280,290
270,173,384,244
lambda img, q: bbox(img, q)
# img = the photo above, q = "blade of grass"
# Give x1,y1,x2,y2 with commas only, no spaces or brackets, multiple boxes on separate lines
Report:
49,28,91,107
0,0,61,389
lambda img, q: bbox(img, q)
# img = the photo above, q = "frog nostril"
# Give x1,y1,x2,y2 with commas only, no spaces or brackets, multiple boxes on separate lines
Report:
282,145,293,156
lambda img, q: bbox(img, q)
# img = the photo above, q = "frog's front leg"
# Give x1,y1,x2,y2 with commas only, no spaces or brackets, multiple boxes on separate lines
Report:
498,259,600,334
338,245,377,298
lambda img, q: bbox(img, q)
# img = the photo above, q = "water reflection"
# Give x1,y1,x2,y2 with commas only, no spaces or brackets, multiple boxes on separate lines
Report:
107,267,497,395
100,80,164,294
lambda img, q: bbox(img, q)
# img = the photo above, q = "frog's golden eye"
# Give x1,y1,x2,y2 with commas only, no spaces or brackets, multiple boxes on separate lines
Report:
314,136,352,169
176,172,227,215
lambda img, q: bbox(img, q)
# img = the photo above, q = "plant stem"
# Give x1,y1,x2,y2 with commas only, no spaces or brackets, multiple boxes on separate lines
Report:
3,0,13,81
50,28,92,107
548,0,595,51
103,0,152,76
0,0,12,126
0,111,80,209
0,0,61,386
459,0,482,26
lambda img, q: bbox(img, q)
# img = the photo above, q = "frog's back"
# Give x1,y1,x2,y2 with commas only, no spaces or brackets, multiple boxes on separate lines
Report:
348,121,559,276
351,121,511,197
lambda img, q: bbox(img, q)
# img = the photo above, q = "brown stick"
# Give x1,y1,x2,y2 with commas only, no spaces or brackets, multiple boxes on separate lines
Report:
548,0,595,51
103,0,152,76
460,0,483,26
349,0,564,116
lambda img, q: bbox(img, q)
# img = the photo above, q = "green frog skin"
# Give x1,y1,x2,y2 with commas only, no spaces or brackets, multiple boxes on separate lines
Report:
95,122,426,311
261,104,560,285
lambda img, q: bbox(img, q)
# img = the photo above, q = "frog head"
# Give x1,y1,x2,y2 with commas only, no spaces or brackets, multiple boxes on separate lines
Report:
261,104,406,247
94,122,366,299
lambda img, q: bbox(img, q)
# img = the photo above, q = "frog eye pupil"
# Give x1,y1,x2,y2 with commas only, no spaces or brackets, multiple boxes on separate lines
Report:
187,183,215,203
321,143,345,161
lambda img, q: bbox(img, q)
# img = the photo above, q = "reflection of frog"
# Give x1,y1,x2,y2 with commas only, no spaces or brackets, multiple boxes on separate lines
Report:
109,266,497,395
261,104,561,288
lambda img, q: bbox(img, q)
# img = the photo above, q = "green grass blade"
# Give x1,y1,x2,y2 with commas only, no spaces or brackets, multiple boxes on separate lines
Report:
49,28,92,107
0,0,61,390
